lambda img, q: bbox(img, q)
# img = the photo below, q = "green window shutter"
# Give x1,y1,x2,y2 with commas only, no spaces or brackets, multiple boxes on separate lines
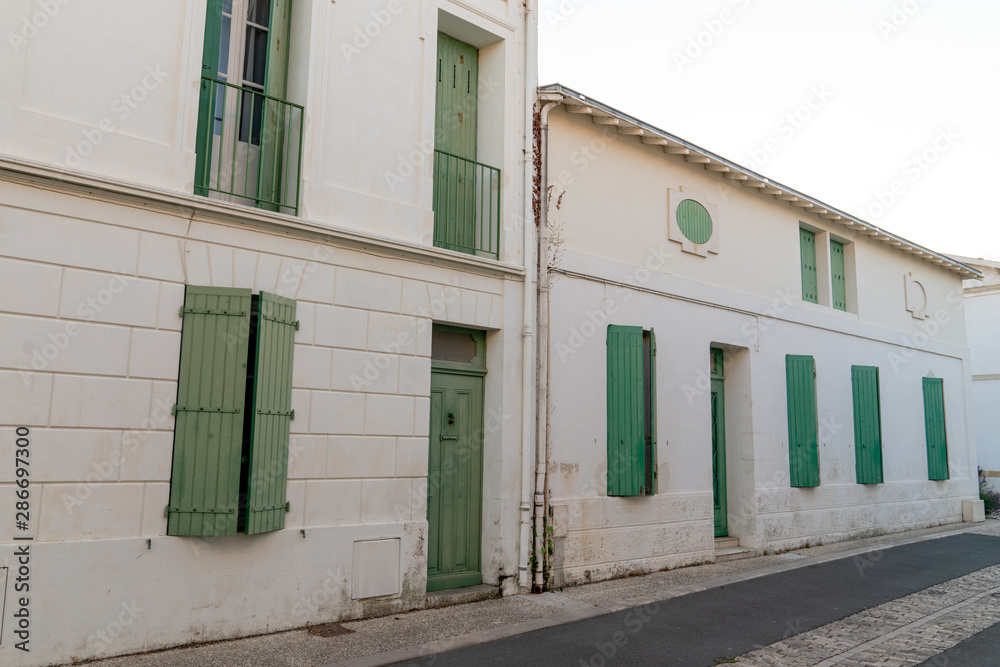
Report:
607,325,645,497
167,287,252,537
258,0,293,211
786,355,819,487
923,378,949,481
831,241,847,312
245,292,297,534
195,0,225,197
800,229,818,304
851,366,883,484
647,329,657,495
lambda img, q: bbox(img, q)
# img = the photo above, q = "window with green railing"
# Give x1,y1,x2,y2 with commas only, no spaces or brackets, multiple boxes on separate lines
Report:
195,0,303,216
432,33,501,259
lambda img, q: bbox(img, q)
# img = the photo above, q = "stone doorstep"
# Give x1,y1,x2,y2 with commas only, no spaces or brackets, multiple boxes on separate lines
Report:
423,584,501,610
715,536,755,563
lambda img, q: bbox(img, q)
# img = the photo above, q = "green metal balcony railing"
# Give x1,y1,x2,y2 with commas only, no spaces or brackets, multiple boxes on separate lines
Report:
195,76,304,216
432,150,501,259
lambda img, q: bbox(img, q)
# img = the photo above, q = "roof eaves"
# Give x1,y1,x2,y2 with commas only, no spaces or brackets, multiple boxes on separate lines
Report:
538,84,982,280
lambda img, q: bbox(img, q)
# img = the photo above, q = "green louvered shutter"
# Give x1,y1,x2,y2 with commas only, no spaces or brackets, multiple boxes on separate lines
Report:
800,229,818,304
167,287,251,537
607,326,645,496
831,241,847,311
786,355,819,487
923,378,949,481
195,0,225,197
851,366,883,484
258,0,293,211
245,292,296,534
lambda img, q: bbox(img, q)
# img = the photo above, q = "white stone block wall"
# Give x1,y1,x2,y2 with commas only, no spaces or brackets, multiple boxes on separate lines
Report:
0,176,525,666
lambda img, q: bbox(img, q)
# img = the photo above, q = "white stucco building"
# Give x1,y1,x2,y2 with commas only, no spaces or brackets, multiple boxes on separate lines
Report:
534,85,983,588
954,256,1000,494
0,1,539,664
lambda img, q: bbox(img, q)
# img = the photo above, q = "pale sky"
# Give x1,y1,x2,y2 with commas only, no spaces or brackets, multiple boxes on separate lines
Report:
538,0,1000,263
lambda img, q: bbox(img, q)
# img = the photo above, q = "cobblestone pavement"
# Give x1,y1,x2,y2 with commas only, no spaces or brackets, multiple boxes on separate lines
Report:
733,565,1000,666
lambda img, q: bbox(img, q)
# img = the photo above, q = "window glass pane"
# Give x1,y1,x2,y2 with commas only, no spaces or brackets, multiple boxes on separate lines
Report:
218,14,231,76
243,26,268,87
432,330,477,364
247,0,270,26
223,0,233,14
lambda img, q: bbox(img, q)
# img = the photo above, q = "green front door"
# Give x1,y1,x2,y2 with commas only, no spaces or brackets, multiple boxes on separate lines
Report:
427,370,484,592
711,348,728,537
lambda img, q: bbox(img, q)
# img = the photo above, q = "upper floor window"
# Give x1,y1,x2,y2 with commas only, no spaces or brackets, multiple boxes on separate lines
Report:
194,0,304,216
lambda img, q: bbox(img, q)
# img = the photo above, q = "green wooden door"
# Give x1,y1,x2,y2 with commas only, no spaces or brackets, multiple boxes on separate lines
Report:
433,33,479,252
427,371,484,592
711,349,727,537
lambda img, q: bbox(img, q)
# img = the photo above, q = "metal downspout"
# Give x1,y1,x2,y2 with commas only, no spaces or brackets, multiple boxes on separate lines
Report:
533,100,560,593
518,0,539,592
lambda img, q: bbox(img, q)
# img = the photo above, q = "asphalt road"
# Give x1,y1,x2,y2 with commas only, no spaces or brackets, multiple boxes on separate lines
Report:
401,533,1000,667
916,617,1000,667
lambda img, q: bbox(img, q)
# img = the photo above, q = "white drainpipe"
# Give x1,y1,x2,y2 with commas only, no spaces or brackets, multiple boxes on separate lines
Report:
533,99,560,593
518,0,539,592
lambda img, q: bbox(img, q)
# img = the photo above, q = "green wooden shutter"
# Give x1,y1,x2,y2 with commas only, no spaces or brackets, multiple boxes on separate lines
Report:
258,0,293,211
647,329,657,495
195,0,225,197
607,325,645,496
923,377,949,481
245,291,297,534
831,241,847,312
167,287,251,537
786,355,819,487
851,366,883,484
800,229,818,304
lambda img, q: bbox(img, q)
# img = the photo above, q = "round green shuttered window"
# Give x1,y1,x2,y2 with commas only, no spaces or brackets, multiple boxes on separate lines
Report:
677,199,713,244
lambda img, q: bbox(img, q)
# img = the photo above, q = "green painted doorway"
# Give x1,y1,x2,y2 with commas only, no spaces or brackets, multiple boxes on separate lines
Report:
427,328,486,592
711,348,728,538
433,33,480,253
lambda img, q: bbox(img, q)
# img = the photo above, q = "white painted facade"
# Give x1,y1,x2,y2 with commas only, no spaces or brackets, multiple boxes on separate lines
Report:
0,1,536,665
536,86,981,589
956,257,1000,494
